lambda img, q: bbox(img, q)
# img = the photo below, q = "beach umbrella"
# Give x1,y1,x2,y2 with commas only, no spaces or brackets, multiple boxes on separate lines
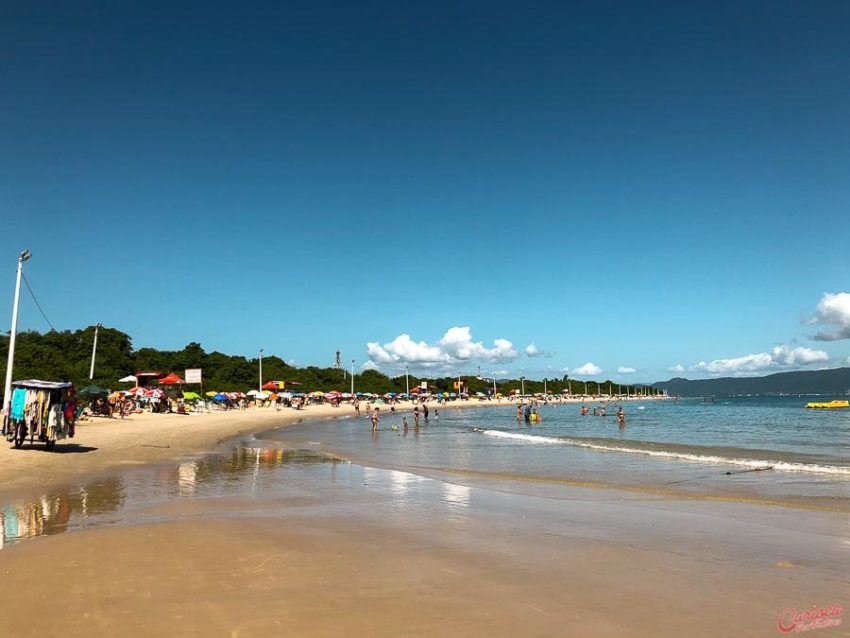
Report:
212,393,228,401
261,381,279,390
205,391,218,397
247,390,261,397
145,389,165,398
280,392,293,399
158,373,185,385
182,391,201,400
118,375,137,384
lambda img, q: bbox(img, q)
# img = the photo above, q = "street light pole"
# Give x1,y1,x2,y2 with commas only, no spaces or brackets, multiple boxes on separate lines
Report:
89,322,102,380
405,366,409,395
3,249,31,425
520,376,525,396
259,348,263,393
350,360,355,396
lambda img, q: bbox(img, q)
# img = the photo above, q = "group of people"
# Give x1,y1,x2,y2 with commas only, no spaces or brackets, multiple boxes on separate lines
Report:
361,398,438,433
580,404,626,426
517,404,542,423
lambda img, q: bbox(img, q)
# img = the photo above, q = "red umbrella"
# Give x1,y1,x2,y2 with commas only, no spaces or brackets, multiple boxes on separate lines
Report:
262,381,279,390
158,373,185,385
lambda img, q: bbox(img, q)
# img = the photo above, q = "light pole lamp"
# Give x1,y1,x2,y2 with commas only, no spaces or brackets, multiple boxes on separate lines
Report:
350,360,355,396
258,348,263,393
3,249,32,426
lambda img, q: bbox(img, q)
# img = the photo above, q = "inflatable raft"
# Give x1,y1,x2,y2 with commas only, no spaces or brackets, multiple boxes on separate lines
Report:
806,400,850,409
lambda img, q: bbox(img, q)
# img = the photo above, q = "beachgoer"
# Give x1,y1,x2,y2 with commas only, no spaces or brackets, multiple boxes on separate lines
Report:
592,407,598,416
423,405,429,421
403,417,409,431
617,407,625,426
371,410,379,432
434,408,439,419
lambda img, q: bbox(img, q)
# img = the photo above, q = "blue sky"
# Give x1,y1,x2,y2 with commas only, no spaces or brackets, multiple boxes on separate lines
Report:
2,0,849,383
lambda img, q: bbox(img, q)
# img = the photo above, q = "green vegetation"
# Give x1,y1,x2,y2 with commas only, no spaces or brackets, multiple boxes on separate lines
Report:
0,326,653,396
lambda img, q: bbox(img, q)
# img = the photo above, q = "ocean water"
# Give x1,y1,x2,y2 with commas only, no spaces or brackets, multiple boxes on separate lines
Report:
0,396,847,549
259,397,850,507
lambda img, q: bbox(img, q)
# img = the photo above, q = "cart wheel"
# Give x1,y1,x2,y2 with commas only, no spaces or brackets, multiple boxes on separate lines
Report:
14,425,26,448
45,440,56,451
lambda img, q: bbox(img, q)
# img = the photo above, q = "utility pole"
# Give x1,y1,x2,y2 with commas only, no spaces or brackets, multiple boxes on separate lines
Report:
405,366,409,395
3,249,31,425
89,322,102,380
259,348,263,393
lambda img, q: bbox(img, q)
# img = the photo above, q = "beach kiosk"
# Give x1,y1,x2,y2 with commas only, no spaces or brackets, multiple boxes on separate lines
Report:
3,379,77,450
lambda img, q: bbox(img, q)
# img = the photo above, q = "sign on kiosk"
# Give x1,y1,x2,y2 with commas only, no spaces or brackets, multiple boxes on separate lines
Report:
185,369,202,384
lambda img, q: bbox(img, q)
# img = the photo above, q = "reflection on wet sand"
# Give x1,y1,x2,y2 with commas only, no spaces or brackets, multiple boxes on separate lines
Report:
0,446,337,548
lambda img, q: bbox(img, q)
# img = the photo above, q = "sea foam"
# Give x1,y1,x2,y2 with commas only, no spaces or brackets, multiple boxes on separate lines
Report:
479,429,850,476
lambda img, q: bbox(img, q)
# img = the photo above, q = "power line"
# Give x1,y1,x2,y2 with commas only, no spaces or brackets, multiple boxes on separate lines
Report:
21,272,56,332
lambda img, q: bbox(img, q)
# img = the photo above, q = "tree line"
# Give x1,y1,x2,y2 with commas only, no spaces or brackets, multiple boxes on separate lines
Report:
0,326,653,396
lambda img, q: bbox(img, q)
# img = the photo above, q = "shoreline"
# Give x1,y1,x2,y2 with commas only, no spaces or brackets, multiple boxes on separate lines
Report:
0,396,580,500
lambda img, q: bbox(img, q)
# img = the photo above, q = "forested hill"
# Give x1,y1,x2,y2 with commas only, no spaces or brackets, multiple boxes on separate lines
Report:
653,368,850,396
0,326,640,396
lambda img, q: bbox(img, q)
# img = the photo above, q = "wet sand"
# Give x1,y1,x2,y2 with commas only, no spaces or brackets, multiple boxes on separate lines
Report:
0,403,844,637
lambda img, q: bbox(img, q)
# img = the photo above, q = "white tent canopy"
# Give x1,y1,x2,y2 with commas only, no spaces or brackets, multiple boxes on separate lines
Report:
118,375,137,383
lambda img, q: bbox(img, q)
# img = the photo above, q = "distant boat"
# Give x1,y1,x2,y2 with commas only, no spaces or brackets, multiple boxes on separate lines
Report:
805,400,849,409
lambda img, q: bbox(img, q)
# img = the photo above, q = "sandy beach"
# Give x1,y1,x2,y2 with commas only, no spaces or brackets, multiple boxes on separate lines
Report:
0,400,845,638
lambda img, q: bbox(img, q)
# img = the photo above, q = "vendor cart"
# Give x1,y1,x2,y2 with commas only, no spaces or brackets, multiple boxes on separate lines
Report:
3,379,77,450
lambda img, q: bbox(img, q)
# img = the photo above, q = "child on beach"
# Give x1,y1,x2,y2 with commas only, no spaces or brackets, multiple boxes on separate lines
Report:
371,409,379,432
403,417,409,432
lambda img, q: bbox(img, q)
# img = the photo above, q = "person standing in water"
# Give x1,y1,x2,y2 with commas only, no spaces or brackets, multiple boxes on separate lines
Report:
617,407,625,427
372,407,380,432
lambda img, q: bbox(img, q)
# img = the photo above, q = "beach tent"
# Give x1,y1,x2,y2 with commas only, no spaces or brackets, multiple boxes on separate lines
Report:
118,375,137,384
79,385,109,397
158,373,185,385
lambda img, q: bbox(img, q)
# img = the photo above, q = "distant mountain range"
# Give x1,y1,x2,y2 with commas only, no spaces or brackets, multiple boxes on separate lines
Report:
653,367,850,396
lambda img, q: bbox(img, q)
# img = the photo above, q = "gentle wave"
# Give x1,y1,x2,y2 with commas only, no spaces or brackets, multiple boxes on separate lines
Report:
479,429,850,476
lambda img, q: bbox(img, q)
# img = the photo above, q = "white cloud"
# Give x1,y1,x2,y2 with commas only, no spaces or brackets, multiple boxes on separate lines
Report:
366,327,518,369
617,366,636,374
692,345,829,376
669,364,685,373
361,360,379,371
285,358,297,367
810,292,850,341
524,343,553,358
571,362,602,376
